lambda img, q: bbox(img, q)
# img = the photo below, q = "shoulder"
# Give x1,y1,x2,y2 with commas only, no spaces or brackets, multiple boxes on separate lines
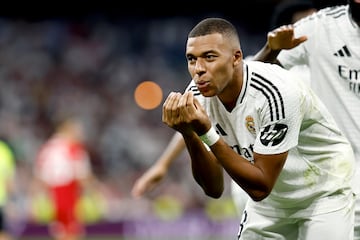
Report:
246,61,303,97
246,60,289,78
244,62,305,124
294,5,348,27
319,4,348,17
290,5,348,44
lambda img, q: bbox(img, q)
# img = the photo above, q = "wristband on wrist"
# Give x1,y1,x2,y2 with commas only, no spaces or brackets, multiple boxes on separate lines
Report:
199,126,220,147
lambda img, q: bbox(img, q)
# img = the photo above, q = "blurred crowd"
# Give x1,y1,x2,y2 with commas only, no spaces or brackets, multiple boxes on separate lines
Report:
0,9,267,229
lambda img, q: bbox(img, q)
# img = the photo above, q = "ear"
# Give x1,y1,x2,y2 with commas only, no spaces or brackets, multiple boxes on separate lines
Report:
233,49,243,66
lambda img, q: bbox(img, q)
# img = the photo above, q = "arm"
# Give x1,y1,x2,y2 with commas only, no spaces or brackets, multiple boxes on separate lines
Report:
131,132,185,198
162,92,224,198
209,140,287,201
182,130,224,198
163,92,287,201
253,25,307,64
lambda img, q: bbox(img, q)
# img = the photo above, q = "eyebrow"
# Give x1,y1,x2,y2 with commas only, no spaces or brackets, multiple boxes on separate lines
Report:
186,50,217,57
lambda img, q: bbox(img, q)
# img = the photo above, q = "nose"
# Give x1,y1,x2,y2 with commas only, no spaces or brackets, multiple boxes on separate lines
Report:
194,59,206,75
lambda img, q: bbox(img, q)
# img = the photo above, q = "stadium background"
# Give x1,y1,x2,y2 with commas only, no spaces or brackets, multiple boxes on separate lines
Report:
0,0,346,239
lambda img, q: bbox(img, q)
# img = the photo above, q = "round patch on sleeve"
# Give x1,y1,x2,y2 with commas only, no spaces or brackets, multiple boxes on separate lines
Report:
260,123,288,146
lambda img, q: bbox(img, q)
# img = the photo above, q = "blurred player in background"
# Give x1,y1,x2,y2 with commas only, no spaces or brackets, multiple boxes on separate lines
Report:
253,0,360,238
33,117,96,240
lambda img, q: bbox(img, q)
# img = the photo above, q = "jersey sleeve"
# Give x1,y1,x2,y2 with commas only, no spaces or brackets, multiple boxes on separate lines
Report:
253,71,304,155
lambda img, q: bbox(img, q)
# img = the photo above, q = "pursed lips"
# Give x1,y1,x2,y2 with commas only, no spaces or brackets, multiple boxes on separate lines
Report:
196,80,210,91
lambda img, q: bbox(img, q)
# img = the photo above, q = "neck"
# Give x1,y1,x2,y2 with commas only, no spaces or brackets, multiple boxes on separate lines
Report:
219,67,243,112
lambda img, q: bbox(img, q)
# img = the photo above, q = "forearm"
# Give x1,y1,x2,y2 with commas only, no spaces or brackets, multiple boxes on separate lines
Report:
156,132,185,169
130,134,185,198
182,132,224,198
252,43,281,63
209,140,274,201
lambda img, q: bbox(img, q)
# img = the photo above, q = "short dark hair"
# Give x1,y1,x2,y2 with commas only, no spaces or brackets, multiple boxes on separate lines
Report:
188,17,239,41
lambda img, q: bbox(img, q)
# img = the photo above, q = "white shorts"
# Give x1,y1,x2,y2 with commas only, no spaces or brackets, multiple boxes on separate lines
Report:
237,198,355,240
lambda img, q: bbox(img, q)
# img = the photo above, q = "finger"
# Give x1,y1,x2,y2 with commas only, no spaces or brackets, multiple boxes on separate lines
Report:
186,91,197,112
193,96,202,110
178,92,188,109
131,180,145,198
280,24,293,31
183,91,194,106
294,36,308,46
162,92,174,110
185,91,194,106
162,93,172,123
182,91,196,115
163,92,179,123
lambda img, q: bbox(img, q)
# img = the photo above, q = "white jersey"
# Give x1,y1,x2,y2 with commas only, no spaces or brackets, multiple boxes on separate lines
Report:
186,60,355,218
278,5,360,164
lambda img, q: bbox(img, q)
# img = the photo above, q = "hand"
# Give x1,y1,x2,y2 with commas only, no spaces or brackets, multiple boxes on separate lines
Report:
267,25,307,51
131,163,167,198
162,91,211,136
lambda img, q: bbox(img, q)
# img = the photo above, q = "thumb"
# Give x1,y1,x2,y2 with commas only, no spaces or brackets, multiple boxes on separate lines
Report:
293,36,308,47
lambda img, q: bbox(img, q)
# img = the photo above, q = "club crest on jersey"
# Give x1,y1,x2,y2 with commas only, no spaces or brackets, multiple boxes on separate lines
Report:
260,123,288,146
245,115,256,135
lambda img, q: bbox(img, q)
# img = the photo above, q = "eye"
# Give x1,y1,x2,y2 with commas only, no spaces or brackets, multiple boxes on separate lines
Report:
187,55,196,63
205,54,216,61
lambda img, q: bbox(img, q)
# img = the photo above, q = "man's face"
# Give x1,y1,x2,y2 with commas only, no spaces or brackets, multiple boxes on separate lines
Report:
186,33,236,98
349,0,360,24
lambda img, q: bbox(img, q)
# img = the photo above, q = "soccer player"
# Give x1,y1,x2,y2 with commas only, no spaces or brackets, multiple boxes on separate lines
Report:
253,0,360,238
131,0,318,217
34,118,95,240
162,17,356,239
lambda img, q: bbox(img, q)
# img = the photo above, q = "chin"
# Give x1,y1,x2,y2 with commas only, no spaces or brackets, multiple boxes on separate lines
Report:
199,89,215,98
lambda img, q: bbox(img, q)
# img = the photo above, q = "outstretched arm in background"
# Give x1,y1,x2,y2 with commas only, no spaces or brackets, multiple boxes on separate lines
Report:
131,132,185,198
253,25,307,63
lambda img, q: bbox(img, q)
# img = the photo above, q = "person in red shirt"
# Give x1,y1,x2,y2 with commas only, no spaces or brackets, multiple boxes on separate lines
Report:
34,118,94,240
